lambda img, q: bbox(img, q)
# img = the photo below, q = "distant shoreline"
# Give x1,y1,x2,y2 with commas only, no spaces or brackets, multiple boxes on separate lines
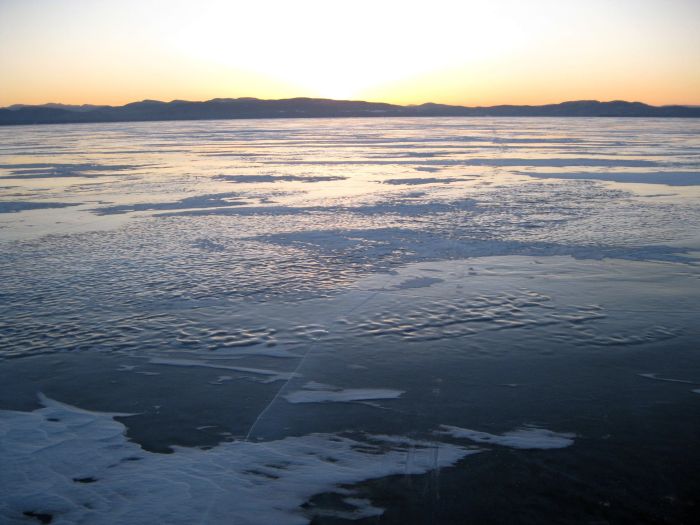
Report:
2,97,699,126
2,115,700,130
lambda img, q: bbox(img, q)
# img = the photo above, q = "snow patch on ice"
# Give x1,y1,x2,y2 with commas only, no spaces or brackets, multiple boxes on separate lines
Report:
391,276,444,289
301,381,337,391
438,424,576,449
0,395,473,525
284,388,404,404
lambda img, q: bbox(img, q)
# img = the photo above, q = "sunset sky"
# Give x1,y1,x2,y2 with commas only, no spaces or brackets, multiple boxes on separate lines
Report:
1,0,699,107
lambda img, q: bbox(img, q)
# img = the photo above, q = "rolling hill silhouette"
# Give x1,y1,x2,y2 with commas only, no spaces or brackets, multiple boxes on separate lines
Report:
1,98,699,125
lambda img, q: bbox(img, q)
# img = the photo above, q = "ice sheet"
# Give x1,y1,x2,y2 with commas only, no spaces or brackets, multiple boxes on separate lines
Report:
1,117,700,523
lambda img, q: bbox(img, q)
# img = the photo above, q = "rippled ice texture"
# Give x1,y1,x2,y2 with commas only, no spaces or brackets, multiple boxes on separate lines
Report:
1,118,700,524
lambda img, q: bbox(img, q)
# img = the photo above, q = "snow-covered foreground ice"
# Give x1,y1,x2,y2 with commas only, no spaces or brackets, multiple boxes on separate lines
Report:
0,395,479,524
1,117,700,524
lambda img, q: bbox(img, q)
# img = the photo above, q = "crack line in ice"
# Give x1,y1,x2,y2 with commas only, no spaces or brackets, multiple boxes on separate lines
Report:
244,291,381,442
638,373,698,384
147,357,296,383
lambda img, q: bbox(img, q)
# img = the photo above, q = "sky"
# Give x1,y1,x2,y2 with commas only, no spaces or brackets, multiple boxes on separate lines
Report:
1,0,699,107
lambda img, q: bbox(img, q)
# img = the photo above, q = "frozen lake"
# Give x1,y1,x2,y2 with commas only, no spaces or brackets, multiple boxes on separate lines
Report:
1,117,700,524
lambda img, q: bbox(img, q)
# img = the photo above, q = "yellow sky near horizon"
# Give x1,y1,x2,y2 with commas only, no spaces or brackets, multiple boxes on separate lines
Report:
1,0,699,107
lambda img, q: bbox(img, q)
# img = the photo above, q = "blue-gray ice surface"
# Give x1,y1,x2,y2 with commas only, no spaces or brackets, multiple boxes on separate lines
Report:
1,117,699,524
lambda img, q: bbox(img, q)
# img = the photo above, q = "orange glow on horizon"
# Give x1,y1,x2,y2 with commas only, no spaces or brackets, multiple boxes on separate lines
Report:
1,0,699,108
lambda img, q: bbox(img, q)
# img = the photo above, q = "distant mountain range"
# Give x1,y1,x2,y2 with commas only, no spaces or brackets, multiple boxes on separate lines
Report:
1,98,699,125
